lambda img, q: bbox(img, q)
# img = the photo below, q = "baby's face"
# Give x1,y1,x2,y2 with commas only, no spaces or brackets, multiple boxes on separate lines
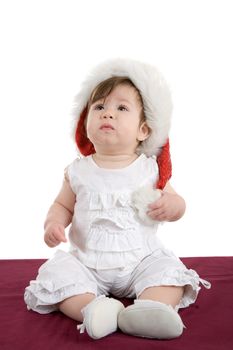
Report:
86,84,149,155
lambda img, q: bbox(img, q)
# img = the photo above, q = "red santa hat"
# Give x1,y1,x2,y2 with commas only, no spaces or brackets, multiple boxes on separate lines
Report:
72,58,173,190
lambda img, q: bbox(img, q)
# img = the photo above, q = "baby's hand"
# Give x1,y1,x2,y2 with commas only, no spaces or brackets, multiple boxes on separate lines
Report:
132,185,162,225
44,222,67,247
147,192,184,222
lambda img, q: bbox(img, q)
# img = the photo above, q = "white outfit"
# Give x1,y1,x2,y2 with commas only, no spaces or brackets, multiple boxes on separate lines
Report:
24,155,210,314
68,154,163,269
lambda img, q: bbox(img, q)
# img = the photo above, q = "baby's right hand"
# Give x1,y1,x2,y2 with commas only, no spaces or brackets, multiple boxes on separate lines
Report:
44,222,67,248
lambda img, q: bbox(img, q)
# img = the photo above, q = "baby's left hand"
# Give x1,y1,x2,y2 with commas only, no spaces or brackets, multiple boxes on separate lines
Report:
147,192,185,222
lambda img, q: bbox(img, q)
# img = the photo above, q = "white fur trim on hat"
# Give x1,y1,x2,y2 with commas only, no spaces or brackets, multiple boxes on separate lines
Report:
72,58,172,156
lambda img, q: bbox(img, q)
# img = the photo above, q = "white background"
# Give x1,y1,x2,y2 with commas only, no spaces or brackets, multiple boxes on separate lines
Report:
0,0,232,259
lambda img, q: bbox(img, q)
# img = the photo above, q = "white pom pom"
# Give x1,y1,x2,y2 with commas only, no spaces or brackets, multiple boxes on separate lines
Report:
132,185,162,225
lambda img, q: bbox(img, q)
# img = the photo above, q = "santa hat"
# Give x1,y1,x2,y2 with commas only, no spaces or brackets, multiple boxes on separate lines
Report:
72,58,173,190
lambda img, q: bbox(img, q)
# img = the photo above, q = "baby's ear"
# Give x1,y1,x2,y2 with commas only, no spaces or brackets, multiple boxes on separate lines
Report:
137,122,150,141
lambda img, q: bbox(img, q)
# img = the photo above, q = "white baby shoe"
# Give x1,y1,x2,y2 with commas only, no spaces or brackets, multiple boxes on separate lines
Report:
118,299,185,339
77,295,124,339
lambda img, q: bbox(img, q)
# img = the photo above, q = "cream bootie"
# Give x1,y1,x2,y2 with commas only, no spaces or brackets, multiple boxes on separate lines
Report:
118,299,185,339
77,295,124,339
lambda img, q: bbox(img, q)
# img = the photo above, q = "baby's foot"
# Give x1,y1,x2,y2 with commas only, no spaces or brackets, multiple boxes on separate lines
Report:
77,295,124,339
118,299,185,339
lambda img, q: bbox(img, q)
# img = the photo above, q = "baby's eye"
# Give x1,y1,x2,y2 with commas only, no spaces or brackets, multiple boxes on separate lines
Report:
118,105,128,111
94,103,104,110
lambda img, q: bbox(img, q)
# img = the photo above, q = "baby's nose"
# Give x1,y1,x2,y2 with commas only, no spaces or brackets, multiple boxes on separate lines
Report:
103,114,113,119
102,110,114,119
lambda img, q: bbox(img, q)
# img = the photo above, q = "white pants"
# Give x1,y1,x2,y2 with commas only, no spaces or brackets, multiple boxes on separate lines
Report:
24,248,207,314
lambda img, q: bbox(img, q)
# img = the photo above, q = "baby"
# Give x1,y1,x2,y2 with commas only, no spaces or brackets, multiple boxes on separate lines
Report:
24,59,210,340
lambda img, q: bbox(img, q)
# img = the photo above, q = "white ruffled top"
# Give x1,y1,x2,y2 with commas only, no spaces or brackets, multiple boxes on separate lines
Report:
67,154,163,269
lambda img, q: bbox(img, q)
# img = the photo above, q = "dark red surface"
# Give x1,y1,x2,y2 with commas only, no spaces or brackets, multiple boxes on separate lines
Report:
0,257,233,350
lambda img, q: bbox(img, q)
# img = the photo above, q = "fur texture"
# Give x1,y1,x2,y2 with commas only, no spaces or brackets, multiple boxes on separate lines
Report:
132,185,162,225
72,58,172,156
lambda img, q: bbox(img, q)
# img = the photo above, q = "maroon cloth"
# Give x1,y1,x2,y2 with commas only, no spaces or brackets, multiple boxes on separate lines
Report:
0,257,233,350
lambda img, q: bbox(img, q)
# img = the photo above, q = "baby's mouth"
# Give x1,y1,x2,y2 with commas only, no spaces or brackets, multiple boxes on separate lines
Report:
100,123,115,130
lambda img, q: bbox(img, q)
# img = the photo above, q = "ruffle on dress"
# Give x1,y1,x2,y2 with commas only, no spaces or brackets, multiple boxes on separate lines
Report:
87,222,141,252
88,191,132,210
70,190,153,269
80,217,144,268
75,249,144,270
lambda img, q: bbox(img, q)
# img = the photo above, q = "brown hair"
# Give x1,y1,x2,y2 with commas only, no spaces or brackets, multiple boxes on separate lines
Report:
87,76,145,121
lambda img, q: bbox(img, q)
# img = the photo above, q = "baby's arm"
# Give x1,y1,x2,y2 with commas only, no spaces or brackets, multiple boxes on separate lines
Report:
44,177,76,247
147,182,186,222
